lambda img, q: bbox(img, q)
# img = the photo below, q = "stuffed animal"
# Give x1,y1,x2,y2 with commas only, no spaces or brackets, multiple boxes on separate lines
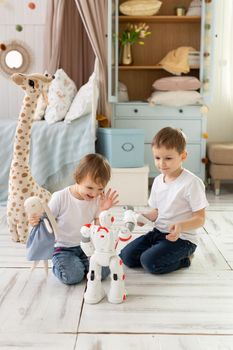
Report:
24,196,58,275
7,73,54,244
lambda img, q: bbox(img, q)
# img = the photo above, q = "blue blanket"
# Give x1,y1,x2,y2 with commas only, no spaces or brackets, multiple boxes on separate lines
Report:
0,114,95,203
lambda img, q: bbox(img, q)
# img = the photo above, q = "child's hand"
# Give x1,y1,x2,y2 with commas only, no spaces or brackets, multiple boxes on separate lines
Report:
137,222,145,227
166,223,182,242
28,214,40,226
99,188,119,211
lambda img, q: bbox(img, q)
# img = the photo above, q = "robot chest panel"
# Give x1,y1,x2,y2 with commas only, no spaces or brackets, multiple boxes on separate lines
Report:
92,229,115,252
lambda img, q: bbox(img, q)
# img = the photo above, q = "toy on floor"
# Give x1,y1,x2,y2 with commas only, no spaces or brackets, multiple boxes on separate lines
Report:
80,207,151,304
7,73,54,243
80,210,132,304
24,196,58,275
123,205,151,230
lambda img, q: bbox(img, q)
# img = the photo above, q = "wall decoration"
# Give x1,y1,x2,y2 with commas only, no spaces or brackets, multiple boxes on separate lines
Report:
0,40,32,77
28,2,36,10
15,24,23,32
0,43,7,51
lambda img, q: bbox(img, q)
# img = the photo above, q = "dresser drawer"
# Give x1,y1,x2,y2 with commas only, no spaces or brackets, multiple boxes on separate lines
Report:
115,104,202,119
145,144,203,177
115,119,202,143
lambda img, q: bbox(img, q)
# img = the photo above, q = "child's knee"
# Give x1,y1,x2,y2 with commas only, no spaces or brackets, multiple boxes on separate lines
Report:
119,249,135,268
52,263,85,285
140,253,164,274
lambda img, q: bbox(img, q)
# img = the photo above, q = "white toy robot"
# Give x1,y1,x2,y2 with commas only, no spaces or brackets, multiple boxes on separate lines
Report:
80,207,151,304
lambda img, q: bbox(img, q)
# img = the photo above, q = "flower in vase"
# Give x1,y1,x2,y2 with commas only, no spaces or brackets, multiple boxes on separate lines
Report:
119,23,151,46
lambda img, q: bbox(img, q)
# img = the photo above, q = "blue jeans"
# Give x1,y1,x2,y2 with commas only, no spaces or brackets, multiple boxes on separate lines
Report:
120,228,197,274
52,245,110,285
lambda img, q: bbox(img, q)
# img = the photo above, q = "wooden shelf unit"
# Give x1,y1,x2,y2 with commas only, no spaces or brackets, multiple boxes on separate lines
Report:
119,15,201,23
119,65,199,70
107,0,216,180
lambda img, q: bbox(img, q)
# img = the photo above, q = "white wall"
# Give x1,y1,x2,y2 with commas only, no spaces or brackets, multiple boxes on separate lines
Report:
207,1,233,143
0,0,46,120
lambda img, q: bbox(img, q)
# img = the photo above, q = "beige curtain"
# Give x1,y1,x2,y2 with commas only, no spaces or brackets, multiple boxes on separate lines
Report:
43,0,95,89
60,0,95,89
75,0,111,120
43,0,66,75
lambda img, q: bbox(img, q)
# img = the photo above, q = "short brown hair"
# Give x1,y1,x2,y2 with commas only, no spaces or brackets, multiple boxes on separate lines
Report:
74,153,111,186
151,127,186,154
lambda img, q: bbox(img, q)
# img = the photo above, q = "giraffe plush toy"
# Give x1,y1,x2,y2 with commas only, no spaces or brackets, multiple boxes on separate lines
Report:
7,73,54,243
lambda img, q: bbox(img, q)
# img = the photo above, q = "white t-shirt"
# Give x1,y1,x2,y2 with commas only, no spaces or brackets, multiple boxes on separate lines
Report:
148,169,209,244
49,187,100,247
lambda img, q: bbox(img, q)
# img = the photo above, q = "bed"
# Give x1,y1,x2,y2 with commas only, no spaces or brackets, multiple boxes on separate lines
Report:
0,113,96,204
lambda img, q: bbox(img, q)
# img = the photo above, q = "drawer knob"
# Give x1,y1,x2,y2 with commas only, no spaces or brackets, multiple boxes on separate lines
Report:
134,109,138,113
179,109,183,113
201,157,209,164
121,142,134,152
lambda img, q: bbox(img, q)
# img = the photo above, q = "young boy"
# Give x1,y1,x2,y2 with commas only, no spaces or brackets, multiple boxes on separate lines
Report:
120,127,208,274
29,153,118,284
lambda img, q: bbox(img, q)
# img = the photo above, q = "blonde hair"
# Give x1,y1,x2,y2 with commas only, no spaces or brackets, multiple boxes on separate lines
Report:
151,127,187,154
73,153,111,187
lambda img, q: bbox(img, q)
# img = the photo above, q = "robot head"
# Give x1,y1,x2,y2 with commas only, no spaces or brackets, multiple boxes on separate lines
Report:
99,210,114,228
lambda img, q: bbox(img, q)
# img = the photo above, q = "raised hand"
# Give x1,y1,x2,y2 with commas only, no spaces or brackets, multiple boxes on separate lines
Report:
99,188,119,211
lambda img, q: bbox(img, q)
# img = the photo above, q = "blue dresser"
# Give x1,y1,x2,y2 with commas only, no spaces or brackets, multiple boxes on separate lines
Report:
113,103,207,180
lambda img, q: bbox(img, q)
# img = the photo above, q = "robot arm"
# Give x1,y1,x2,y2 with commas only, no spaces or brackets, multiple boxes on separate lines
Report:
123,205,151,232
80,224,95,257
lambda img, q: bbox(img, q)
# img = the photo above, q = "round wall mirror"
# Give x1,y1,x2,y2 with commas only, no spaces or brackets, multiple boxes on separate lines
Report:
0,40,32,77
5,50,23,69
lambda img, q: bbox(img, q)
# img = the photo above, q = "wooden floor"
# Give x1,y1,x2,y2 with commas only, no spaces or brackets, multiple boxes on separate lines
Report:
0,185,233,349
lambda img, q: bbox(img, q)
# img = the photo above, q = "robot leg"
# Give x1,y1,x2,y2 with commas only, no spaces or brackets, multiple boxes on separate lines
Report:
108,255,126,304
84,255,106,304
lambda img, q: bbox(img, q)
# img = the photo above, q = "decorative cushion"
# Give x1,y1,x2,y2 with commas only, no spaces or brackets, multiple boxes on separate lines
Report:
64,72,96,123
186,0,201,16
152,76,201,91
33,84,49,121
120,0,162,16
148,90,203,107
44,69,77,124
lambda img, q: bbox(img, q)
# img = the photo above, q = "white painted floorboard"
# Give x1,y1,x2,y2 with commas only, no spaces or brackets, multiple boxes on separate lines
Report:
0,185,233,349
76,334,233,350
0,334,77,350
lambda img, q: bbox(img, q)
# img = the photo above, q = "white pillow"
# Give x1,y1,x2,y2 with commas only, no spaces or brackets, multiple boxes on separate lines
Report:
148,91,203,107
33,84,49,121
64,72,95,123
44,69,77,124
